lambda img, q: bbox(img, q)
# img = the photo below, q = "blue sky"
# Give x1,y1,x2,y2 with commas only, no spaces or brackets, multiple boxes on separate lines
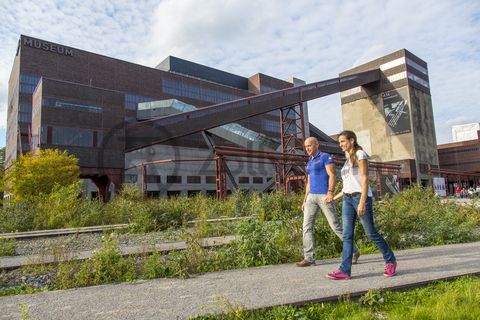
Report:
0,0,479,148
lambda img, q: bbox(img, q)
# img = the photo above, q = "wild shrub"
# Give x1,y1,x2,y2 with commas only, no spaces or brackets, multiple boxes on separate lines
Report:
252,192,302,221
142,251,167,279
375,185,480,248
0,238,16,256
0,202,36,232
33,182,94,229
54,234,136,288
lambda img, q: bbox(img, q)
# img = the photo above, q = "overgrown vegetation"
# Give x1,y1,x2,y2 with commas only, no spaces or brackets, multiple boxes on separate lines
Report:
191,276,480,320
2,149,80,202
0,238,16,256
1,185,479,296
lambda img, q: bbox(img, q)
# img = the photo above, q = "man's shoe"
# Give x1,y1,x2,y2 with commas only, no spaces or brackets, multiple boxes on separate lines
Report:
384,262,397,277
326,269,350,280
352,252,360,264
295,259,315,267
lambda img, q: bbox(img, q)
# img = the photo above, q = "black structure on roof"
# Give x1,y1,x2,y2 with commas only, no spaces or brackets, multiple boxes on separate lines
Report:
156,56,249,90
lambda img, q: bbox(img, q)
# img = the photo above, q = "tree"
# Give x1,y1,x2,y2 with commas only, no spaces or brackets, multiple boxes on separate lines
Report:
4,149,80,201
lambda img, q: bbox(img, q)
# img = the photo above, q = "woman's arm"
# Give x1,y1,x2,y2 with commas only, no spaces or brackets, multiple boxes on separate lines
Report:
333,191,343,201
358,159,369,216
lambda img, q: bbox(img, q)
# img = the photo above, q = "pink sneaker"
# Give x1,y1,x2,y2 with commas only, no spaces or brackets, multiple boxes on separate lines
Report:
384,262,397,277
326,269,350,280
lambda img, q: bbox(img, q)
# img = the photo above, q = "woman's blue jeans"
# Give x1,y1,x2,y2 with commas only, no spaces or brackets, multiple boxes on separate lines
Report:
339,194,396,276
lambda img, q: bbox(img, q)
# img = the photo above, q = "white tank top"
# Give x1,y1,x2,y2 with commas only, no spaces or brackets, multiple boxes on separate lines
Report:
341,149,373,197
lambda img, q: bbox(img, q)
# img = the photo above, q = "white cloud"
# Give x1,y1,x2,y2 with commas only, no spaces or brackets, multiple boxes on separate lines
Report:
0,0,479,148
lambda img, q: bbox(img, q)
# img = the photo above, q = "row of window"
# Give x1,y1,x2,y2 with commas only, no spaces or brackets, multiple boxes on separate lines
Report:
125,175,267,185
43,98,103,113
260,85,278,93
41,126,103,148
163,79,243,104
19,74,41,94
438,147,479,155
18,113,32,122
125,93,156,111
442,160,480,166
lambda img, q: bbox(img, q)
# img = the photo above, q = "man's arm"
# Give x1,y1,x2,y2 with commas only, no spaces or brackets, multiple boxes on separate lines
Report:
324,163,335,203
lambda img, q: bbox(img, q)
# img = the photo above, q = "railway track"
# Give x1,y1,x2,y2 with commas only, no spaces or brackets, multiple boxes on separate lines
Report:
0,216,254,270
0,216,254,241
0,235,238,270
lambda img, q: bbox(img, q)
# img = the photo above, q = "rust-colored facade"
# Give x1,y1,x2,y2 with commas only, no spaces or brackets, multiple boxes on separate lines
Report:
438,131,480,173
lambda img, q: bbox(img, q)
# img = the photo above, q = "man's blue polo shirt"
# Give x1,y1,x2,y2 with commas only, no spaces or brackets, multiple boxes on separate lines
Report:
306,151,334,194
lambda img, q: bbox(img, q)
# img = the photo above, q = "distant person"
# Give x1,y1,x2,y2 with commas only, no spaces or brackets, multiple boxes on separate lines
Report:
296,137,360,267
455,186,461,198
326,130,396,280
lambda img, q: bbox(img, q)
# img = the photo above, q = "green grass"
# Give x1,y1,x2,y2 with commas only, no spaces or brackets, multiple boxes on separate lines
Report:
0,238,16,256
191,276,480,319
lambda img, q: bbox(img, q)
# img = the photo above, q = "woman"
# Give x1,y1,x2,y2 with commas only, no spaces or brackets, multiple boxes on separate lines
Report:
326,130,397,280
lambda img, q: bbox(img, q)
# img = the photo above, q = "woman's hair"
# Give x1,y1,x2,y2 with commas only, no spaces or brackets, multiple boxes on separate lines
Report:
338,130,364,166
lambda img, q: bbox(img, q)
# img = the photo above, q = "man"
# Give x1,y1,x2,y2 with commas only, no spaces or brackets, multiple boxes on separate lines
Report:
296,137,360,267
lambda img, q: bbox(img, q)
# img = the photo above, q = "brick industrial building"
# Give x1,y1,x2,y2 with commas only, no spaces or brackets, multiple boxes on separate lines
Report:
7,35,342,199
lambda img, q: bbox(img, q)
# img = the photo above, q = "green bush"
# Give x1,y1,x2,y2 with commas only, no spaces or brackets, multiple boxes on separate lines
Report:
375,185,480,248
0,202,36,232
55,234,136,289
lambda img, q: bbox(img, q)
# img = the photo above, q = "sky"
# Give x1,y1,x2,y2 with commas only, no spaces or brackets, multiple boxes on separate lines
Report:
0,0,479,148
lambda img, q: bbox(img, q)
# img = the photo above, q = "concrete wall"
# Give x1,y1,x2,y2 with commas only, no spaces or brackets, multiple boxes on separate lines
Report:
409,87,439,179
341,87,415,163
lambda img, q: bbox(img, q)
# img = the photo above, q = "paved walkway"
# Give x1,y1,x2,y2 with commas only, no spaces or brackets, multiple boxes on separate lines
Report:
1,241,479,320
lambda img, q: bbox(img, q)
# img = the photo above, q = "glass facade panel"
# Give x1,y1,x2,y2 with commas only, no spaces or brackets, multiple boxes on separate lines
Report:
187,176,201,184
167,175,182,183
163,79,243,104
51,126,97,147
238,176,250,184
253,177,263,184
125,94,156,110
206,176,216,184
43,98,102,113
19,74,41,94
146,175,161,183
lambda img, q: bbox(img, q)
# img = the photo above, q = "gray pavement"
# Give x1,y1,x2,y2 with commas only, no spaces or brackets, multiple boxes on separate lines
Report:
1,241,479,320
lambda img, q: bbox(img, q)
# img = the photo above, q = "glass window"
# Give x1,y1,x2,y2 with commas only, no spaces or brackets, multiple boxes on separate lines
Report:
51,126,96,147
262,119,280,132
43,98,102,113
187,176,201,184
124,94,156,111
167,175,182,184
18,113,32,123
253,177,263,184
162,79,243,104
238,177,250,184
205,176,216,184
19,74,41,94
146,175,161,183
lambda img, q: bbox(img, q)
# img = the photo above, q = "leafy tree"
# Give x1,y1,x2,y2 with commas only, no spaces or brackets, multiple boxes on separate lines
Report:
3,149,80,201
